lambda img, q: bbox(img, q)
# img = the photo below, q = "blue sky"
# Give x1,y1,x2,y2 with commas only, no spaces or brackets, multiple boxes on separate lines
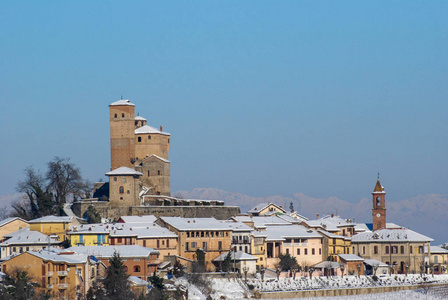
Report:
1,1,447,207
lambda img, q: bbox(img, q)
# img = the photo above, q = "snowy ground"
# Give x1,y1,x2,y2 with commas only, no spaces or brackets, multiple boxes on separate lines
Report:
175,274,448,300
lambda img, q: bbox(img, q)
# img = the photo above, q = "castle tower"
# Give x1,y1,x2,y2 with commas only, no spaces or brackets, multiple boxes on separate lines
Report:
372,177,387,231
109,100,136,170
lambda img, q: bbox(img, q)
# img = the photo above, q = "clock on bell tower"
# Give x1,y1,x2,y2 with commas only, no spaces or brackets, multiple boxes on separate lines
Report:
372,175,387,231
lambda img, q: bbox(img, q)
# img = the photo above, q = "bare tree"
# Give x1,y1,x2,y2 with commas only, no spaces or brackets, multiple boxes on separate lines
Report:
46,157,84,210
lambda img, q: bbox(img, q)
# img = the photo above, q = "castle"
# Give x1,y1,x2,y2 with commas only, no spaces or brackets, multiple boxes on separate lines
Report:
72,99,239,220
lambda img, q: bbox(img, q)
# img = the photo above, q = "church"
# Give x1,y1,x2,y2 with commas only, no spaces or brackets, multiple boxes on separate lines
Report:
72,99,239,220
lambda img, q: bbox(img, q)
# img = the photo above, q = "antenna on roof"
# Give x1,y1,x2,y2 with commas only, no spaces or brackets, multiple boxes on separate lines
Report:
377,172,380,179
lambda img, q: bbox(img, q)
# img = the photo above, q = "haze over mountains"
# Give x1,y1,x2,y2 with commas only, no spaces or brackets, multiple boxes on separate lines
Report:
176,188,448,245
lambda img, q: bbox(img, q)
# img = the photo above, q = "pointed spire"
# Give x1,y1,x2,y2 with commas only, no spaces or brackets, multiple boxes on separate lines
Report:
373,176,385,193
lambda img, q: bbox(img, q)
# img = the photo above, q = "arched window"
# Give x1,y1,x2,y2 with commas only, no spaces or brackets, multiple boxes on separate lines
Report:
119,186,124,194
158,170,161,175
122,113,124,117
114,113,117,118
376,197,381,206
127,190,130,194
134,266,141,272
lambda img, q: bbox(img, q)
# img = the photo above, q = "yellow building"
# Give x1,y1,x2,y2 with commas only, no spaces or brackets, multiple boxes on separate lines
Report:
319,230,351,262
0,217,29,242
247,203,286,216
156,217,232,271
67,224,110,246
29,216,79,242
251,231,267,270
1,249,97,300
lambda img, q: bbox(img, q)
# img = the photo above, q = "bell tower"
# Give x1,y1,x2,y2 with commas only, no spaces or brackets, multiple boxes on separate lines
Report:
372,175,386,231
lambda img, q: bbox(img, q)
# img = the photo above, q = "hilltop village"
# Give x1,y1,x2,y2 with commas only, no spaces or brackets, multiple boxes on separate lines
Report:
1,100,447,299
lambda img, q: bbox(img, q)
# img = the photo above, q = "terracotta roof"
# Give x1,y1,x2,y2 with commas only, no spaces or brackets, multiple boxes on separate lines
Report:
373,179,385,193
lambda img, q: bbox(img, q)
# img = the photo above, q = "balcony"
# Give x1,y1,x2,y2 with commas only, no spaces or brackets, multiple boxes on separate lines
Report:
47,272,53,277
47,284,54,289
231,239,250,245
58,283,68,289
283,242,308,247
58,271,68,276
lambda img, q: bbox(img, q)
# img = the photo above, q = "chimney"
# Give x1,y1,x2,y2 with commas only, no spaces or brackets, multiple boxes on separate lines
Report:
317,213,320,219
160,125,163,132
331,213,334,218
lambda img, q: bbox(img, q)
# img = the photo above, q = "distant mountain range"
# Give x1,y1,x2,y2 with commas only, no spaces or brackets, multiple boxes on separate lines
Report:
175,188,448,245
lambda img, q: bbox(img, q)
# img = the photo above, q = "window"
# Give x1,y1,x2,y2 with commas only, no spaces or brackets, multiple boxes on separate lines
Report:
362,246,366,255
333,238,336,244
297,249,300,255
201,232,204,237
134,266,141,272
418,246,423,254
286,249,290,255
312,248,315,255
148,135,151,140
400,246,405,254
374,246,378,254
319,248,321,255
203,242,207,251
191,242,197,248
218,241,222,250
118,238,122,243
114,113,117,118
187,232,190,238
376,197,381,206
127,190,130,194
114,177,117,181
138,137,141,142
385,246,389,254
158,170,161,175
167,239,169,247
392,246,398,254
410,246,413,254
185,242,189,251
122,113,124,117
123,178,126,183
119,186,124,193
157,240,160,248
304,249,308,255
147,171,150,176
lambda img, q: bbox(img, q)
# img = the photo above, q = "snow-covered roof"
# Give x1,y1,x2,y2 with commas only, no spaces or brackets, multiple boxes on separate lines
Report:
386,223,402,229
29,215,74,224
0,230,60,246
110,223,177,239
129,276,148,286
135,125,170,136
67,245,159,257
142,154,170,163
247,202,285,214
263,224,322,242
351,228,433,243
425,245,448,254
318,230,351,241
354,223,371,233
221,221,253,232
0,217,28,228
313,261,341,269
110,99,135,106
135,116,147,121
105,167,143,176
213,251,258,262
118,215,157,224
159,217,231,231
68,223,111,235
304,220,339,232
338,254,364,262
28,250,89,264
363,259,388,267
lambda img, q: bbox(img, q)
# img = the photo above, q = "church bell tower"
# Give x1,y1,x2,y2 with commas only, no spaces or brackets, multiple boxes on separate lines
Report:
372,175,386,231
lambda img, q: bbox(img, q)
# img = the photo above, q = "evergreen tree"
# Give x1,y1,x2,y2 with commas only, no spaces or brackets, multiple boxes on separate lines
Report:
222,251,232,272
103,251,132,300
279,253,298,272
84,205,102,224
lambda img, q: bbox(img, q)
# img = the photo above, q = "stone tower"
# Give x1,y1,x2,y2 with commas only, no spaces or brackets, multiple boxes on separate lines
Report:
372,177,386,231
109,100,136,170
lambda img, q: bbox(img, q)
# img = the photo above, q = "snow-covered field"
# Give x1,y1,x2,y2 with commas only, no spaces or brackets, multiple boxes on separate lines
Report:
175,274,448,300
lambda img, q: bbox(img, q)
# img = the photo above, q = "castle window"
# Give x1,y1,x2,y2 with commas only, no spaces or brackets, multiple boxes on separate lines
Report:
374,246,378,254
148,135,151,140
127,190,130,194
138,137,141,142
123,178,126,183
134,266,141,272
114,113,117,118
119,186,124,194
158,170,161,175
122,113,124,117
376,197,381,207
147,171,150,176
114,177,117,181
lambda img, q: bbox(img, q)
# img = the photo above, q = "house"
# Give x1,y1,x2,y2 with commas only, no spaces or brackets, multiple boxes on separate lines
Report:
251,230,267,270
156,217,232,270
0,217,29,241
363,259,389,275
222,220,253,254
304,215,356,237
1,248,97,299
213,251,258,274
0,229,61,258
318,230,351,262
67,223,110,246
117,215,157,224
262,224,323,269
351,228,433,274
426,245,448,274
338,254,364,276
66,245,159,281
29,215,79,242
247,203,286,216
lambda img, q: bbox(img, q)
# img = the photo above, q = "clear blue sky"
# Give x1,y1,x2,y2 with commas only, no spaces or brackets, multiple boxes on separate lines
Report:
1,1,447,205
